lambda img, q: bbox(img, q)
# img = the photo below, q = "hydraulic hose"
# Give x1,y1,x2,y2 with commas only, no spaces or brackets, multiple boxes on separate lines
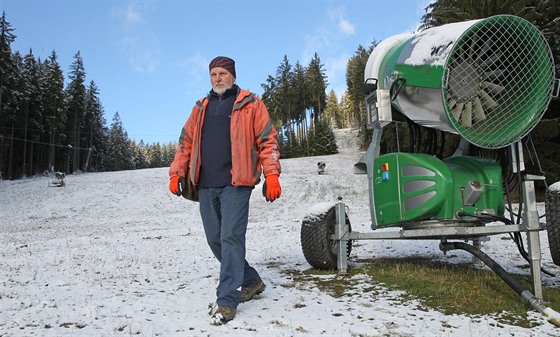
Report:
440,241,560,327
456,211,556,277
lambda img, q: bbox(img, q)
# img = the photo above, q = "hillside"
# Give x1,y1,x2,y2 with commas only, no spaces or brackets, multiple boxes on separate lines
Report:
0,128,558,336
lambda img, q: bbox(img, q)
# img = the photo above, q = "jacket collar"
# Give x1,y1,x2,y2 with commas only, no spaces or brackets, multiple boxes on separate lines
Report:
200,86,254,110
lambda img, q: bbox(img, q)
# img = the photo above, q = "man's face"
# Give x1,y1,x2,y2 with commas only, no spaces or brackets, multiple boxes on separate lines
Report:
210,67,235,95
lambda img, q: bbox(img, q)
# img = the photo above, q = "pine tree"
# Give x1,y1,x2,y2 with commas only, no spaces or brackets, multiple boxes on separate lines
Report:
41,51,66,172
162,142,176,167
308,119,338,156
344,42,378,149
291,62,309,126
291,61,310,149
148,142,164,168
324,89,345,129
65,51,87,173
84,80,108,172
262,53,335,159
0,12,19,179
306,53,328,123
20,49,43,176
107,112,133,171
346,44,376,129
275,55,295,132
262,55,295,154
0,11,16,121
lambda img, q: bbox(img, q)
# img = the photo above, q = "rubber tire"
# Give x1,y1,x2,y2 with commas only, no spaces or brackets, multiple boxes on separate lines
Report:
301,206,352,270
546,186,560,266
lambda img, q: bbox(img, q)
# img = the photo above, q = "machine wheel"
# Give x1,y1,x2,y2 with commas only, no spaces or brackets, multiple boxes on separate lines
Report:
546,185,560,266
300,206,352,270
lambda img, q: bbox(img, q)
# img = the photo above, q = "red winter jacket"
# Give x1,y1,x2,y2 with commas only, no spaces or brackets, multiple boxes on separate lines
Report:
169,88,281,187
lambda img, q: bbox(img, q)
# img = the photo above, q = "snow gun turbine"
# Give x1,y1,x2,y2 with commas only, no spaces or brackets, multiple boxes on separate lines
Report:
357,14,557,229
362,14,555,148
301,15,560,326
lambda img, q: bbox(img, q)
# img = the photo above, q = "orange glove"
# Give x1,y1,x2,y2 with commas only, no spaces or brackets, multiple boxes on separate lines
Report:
169,176,185,196
263,174,281,202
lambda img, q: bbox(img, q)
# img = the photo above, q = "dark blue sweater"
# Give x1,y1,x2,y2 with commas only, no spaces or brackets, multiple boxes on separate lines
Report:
197,86,238,188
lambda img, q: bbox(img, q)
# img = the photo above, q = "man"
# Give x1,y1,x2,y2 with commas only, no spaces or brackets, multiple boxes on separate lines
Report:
169,56,282,325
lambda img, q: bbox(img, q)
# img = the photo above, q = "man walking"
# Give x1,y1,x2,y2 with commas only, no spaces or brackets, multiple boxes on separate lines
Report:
169,56,282,325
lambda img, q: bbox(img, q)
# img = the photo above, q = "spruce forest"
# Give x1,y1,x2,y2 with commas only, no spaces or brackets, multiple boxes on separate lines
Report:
0,13,178,180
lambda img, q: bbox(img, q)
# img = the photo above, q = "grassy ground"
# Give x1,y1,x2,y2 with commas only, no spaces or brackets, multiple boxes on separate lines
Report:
288,257,560,328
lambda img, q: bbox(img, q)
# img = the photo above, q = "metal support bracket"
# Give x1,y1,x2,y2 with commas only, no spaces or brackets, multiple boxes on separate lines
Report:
335,198,349,274
522,179,543,299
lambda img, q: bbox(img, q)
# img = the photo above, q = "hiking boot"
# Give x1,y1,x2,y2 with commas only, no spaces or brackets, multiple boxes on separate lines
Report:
210,305,236,325
240,281,266,302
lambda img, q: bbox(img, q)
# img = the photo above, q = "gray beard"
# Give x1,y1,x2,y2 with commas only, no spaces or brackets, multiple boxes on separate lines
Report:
213,84,231,96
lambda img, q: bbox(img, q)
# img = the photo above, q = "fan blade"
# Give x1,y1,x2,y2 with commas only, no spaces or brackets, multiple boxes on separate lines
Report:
485,69,505,80
481,52,503,70
480,38,493,58
461,102,473,128
468,33,479,59
473,97,486,122
479,90,498,110
482,81,505,95
448,99,457,109
452,102,464,121
456,46,465,62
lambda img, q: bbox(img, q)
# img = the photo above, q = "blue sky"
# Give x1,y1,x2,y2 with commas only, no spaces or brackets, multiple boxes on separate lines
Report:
1,0,429,144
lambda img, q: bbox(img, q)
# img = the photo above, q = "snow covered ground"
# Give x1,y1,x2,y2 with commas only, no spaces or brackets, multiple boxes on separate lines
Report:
1,129,559,337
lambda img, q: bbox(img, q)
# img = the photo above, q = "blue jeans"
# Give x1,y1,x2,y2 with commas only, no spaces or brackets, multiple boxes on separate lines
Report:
199,186,262,307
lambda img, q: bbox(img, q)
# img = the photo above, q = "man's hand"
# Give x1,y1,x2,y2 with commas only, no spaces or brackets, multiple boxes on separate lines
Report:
169,175,185,196
263,174,281,202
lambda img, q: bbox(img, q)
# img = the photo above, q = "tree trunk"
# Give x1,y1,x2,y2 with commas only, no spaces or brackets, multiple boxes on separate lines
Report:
8,121,14,179
22,102,28,177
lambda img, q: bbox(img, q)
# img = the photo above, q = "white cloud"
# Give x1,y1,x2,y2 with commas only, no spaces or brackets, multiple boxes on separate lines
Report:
302,30,330,64
327,7,355,37
174,53,211,94
301,6,356,96
122,2,144,26
185,53,209,82
128,48,162,74
338,17,355,36
325,54,351,98
302,7,355,64
113,2,161,74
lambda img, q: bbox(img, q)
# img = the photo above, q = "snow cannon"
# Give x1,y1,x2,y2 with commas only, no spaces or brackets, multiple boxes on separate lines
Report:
358,15,556,228
301,15,560,311
363,15,555,149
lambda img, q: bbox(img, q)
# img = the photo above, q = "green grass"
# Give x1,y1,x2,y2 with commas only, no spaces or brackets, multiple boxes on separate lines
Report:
283,257,560,328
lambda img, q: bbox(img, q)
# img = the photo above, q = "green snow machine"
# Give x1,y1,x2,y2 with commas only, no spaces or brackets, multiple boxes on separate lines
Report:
301,15,560,319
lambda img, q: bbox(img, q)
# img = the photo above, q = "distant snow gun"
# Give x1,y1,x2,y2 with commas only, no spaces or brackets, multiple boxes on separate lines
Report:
301,15,560,325
48,171,66,187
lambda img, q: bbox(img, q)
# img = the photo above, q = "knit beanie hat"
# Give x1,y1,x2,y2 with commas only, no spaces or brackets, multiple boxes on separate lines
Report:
209,56,236,78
